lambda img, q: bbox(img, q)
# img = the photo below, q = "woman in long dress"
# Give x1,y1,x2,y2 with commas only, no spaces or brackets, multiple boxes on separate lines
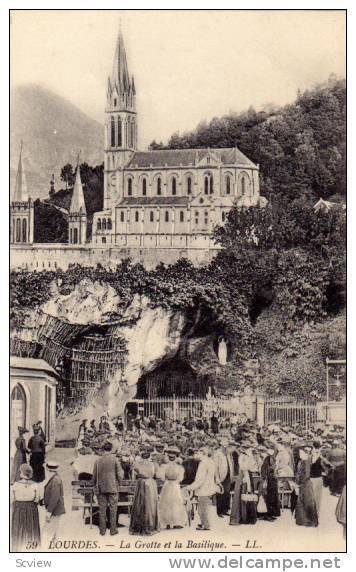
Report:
310,442,325,517
230,445,257,525
11,464,41,551
11,427,29,484
129,449,160,536
294,447,318,528
335,486,346,539
260,446,280,520
159,452,187,529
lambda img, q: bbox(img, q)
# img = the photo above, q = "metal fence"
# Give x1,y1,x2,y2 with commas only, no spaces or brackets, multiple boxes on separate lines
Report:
264,396,317,429
133,395,235,421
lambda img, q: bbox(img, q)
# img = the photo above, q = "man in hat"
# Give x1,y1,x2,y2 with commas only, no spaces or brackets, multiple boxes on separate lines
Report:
36,421,46,443
210,412,219,435
28,426,46,483
324,439,346,496
214,437,235,517
186,446,216,531
99,416,111,434
92,441,124,536
181,448,200,486
42,461,65,546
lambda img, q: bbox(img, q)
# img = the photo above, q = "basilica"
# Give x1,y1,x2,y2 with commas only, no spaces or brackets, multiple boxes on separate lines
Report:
10,30,265,269
92,30,264,250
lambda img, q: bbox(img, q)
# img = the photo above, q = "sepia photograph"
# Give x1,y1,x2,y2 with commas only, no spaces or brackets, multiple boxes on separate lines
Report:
9,8,346,554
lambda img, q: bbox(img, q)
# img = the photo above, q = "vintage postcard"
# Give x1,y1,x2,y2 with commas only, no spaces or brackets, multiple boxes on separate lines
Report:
9,9,346,554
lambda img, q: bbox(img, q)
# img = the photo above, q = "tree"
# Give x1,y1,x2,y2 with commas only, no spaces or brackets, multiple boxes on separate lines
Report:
60,164,75,189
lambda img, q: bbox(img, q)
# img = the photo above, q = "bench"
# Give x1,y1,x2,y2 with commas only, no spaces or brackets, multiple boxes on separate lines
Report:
72,479,165,529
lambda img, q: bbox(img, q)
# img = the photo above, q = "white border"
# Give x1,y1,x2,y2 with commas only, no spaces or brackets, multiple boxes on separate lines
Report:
1,1,353,569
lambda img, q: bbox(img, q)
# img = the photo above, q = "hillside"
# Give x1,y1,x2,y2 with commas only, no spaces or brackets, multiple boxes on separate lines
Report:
10,84,104,199
152,77,346,202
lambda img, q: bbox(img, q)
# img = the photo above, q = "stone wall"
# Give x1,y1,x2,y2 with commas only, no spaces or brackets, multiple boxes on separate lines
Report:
10,243,219,271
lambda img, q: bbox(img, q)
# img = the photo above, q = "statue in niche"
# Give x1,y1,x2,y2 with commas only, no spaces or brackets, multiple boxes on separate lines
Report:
217,336,227,366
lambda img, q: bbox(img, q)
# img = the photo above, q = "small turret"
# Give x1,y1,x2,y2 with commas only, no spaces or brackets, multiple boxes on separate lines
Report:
68,155,87,245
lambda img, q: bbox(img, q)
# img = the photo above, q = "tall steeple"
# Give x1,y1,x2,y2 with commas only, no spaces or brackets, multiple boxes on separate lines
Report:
68,155,87,245
111,29,131,95
104,27,137,210
13,141,28,202
70,156,86,214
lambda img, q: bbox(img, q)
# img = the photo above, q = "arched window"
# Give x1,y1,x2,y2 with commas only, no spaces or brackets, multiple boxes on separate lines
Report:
204,210,209,225
11,385,26,431
204,173,213,195
157,177,162,195
135,211,139,222
226,175,231,195
241,176,246,195
125,119,129,147
120,211,125,222
16,219,21,242
107,218,112,230
165,211,169,222
180,211,184,222
70,228,73,243
102,219,107,231
73,228,78,244
210,175,214,194
171,177,177,195
222,211,226,222
22,219,27,243
127,178,132,196
97,218,101,231
117,117,122,147
142,178,147,196
195,211,199,225
114,98,117,106
130,120,135,148
150,211,154,222
111,116,115,147
187,176,192,195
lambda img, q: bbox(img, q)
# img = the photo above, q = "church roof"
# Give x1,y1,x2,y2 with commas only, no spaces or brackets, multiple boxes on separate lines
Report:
126,148,257,169
12,143,28,202
70,159,87,214
10,356,59,377
118,196,190,206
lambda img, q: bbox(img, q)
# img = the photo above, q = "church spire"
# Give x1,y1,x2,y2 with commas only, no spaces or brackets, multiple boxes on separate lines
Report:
111,28,131,95
70,155,86,214
13,141,28,202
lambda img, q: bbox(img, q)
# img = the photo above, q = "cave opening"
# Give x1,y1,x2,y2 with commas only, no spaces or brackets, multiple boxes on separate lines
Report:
136,357,210,399
249,286,274,325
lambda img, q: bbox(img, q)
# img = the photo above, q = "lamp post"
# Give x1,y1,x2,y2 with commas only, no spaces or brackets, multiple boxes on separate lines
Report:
326,358,346,424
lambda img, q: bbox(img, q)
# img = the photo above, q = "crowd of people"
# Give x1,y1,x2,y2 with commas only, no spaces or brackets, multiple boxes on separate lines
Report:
73,412,346,536
10,412,347,551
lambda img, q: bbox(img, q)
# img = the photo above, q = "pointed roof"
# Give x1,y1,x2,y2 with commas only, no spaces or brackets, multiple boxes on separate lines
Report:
111,29,131,94
70,156,86,214
13,142,28,202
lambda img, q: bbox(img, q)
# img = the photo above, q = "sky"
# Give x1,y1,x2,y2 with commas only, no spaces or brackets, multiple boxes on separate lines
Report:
10,10,346,149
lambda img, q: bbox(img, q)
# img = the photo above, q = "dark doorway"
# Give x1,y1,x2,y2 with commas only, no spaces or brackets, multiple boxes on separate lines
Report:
137,358,207,398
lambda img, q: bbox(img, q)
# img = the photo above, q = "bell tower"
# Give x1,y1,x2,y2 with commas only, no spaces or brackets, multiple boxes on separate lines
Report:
104,29,137,209
10,142,34,245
